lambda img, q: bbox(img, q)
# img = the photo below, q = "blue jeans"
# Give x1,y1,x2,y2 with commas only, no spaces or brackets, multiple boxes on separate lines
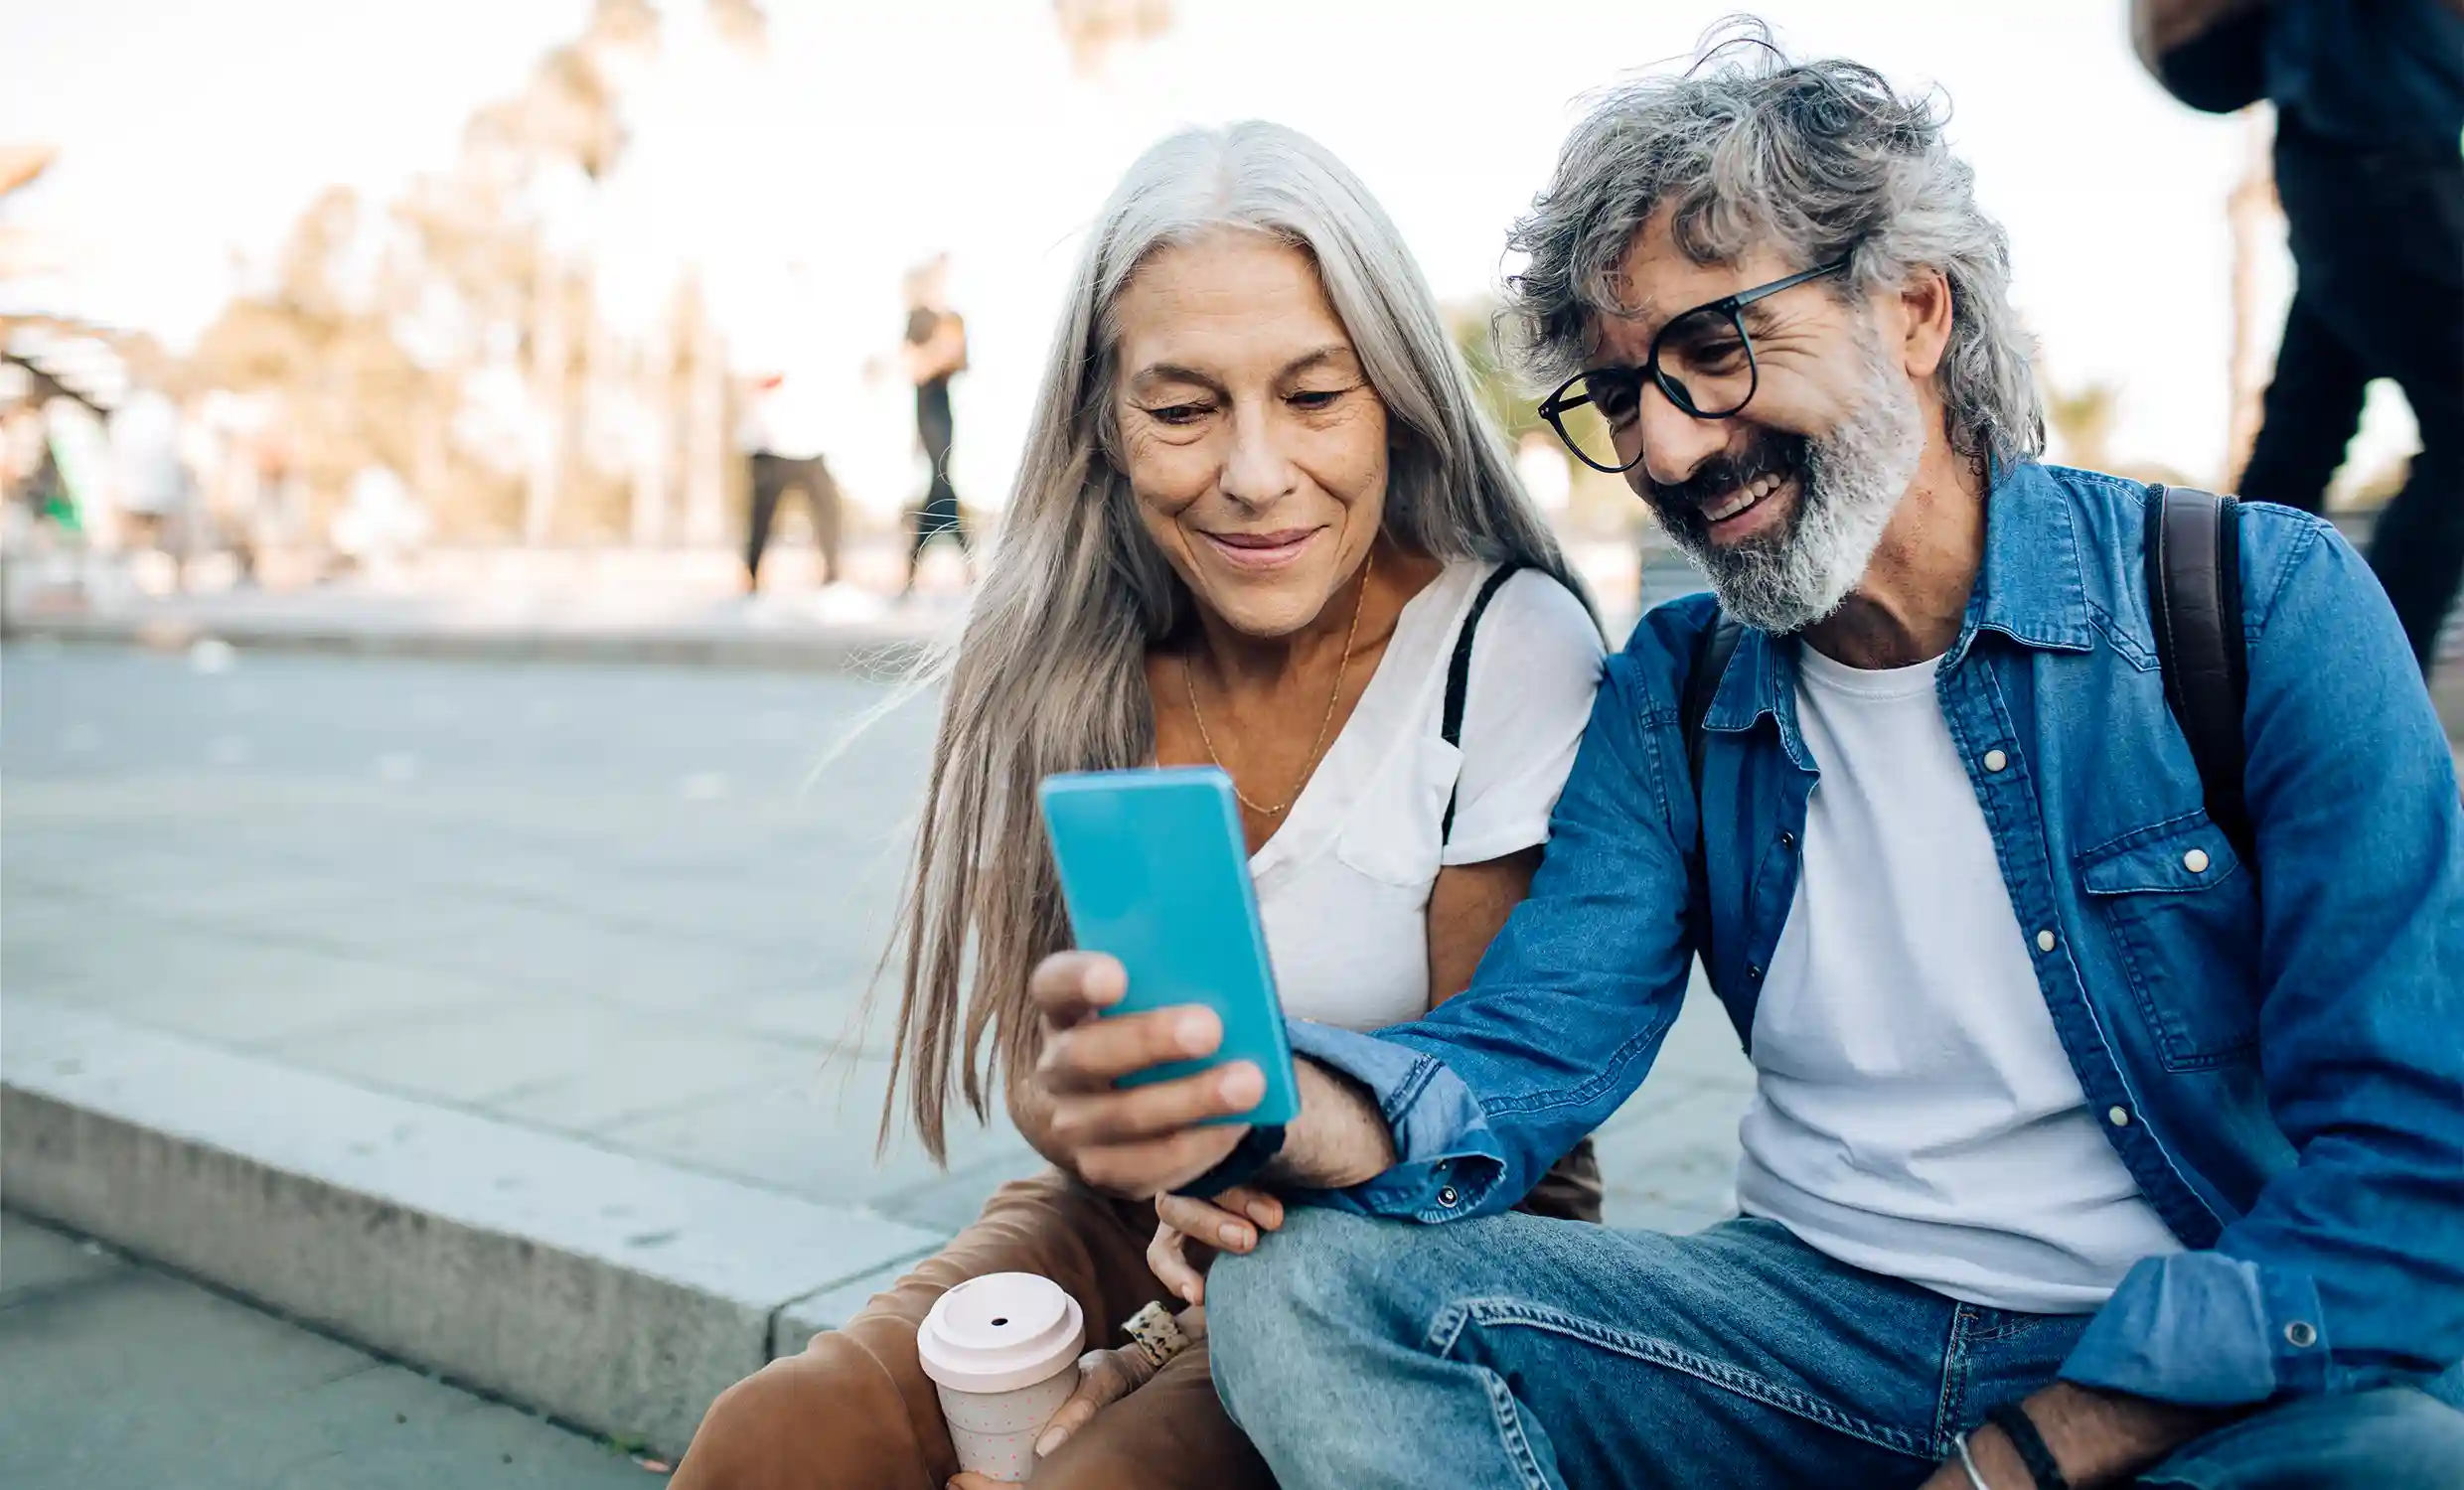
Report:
1207,1210,2464,1489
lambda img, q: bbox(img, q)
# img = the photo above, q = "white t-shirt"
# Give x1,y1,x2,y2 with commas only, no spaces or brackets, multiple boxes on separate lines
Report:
1736,643,2182,1314
1254,562,1603,1032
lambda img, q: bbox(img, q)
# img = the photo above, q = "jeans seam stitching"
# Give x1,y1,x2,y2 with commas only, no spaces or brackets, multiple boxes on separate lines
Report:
1457,1298,1933,1460
1932,1302,1976,1457
1432,1302,1551,1489
1480,1365,1553,1490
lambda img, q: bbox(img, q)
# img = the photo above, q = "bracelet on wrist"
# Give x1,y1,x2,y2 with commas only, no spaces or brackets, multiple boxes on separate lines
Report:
1984,1402,2071,1490
1120,1300,1193,1372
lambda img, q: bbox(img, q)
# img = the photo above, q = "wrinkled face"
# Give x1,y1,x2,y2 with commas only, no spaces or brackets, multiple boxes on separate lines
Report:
1111,230,1390,640
1597,212,1924,634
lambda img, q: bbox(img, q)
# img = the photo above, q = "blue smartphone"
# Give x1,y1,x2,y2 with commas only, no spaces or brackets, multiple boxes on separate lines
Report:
1037,766,1301,1127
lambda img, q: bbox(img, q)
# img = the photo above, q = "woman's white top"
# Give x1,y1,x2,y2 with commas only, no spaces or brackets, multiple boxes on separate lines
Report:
1251,561,1605,1033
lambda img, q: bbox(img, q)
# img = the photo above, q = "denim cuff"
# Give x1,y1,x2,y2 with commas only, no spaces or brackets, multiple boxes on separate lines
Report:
2060,1252,2330,1406
1283,1021,1510,1222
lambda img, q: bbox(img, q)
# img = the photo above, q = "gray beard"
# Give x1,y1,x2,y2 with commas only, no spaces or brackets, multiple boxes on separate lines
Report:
1665,351,1925,636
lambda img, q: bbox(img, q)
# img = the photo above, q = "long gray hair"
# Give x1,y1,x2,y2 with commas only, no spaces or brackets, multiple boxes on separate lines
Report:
881,120,1583,1161
1502,19,2044,476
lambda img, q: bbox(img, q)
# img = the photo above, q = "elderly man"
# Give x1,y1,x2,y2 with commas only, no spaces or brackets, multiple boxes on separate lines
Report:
1018,31,2464,1490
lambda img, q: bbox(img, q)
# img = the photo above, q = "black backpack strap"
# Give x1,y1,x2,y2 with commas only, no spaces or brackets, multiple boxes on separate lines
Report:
1683,612,1745,813
1439,562,1527,843
2145,485,2255,868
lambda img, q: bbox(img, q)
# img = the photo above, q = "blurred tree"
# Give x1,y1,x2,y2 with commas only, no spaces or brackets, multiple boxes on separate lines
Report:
2224,106,2278,490
1446,299,1545,446
2045,379,2119,473
0,144,62,281
1055,0,1172,77
594,0,662,53
189,189,456,536
706,0,767,54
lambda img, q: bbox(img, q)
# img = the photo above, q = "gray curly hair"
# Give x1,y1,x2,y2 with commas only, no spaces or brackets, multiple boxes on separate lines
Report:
1502,19,2044,476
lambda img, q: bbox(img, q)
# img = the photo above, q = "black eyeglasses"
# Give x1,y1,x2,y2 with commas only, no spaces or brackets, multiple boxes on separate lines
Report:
1537,258,1852,474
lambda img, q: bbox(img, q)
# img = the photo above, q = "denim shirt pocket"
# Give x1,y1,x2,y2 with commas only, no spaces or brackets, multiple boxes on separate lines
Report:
2077,815,2261,1071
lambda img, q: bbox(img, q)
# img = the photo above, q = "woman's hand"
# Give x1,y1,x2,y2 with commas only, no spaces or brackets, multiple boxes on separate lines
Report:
1149,1186,1285,1305
945,1314,1205,1489
1027,952,1260,1197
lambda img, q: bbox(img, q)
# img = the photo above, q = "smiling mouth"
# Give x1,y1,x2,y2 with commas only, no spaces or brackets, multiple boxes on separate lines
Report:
1700,472,1790,529
1201,528,1321,569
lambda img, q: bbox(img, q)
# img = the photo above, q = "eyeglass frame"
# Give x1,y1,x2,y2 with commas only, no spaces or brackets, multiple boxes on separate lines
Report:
1535,257,1854,475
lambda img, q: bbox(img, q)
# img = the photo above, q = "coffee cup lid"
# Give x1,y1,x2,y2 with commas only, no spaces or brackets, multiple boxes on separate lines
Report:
916,1272,1086,1395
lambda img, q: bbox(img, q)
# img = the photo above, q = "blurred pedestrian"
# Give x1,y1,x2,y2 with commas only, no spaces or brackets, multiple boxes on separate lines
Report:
331,465,430,580
900,255,974,595
2136,0,2464,672
738,372,845,594
108,384,193,583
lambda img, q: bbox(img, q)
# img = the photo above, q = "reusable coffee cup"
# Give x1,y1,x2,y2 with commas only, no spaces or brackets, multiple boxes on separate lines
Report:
916,1271,1086,1482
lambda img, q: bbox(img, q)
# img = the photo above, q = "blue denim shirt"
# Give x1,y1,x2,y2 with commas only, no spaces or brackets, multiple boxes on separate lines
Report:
1285,463,2464,1410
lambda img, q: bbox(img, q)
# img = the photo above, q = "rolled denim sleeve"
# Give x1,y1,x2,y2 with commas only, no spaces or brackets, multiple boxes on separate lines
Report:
2061,516,2464,1406
1275,620,1707,1222
1282,1021,1510,1222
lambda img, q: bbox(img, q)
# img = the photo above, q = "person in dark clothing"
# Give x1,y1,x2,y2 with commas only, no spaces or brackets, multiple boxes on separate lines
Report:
739,373,845,595
901,259,974,595
744,452,844,592
2140,0,2464,672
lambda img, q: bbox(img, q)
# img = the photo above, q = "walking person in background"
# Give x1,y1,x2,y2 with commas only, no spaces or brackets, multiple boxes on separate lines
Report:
739,372,845,594
2136,0,2464,673
901,255,975,595
108,382,193,585
671,120,1605,1490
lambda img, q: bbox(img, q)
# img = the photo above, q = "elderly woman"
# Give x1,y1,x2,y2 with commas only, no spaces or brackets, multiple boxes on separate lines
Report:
670,121,1605,1490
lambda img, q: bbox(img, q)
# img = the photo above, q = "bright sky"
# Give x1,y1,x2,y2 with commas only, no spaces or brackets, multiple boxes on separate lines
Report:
0,0,2414,516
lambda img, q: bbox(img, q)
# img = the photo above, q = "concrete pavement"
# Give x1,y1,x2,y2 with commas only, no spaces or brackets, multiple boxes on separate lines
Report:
0,644,1757,1453
0,1212,673,1489
5,548,2453,1455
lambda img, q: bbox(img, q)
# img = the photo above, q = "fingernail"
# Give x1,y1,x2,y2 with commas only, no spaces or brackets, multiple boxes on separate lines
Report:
1245,1202,1277,1226
1035,1427,1067,1457
1219,1063,1263,1103
1218,1222,1249,1249
1176,1011,1215,1053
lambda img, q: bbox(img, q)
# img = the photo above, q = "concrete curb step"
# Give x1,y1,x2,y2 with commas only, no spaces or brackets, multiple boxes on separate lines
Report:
4,611,938,674
1,999,947,1458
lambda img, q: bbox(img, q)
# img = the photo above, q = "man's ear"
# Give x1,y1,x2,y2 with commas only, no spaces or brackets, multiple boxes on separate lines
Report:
1900,266,1955,380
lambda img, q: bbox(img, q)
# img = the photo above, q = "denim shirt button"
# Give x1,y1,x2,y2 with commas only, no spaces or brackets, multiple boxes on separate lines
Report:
1437,1185,1461,1208
1778,831,1796,850
1983,749,2009,773
2106,1105,2131,1127
1747,964,1765,981
2184,848,2212,874
2285,1321,2319,1349
2036,929,2058,953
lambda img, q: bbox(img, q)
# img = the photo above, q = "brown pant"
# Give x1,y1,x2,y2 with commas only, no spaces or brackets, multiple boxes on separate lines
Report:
670,1168,1274,1490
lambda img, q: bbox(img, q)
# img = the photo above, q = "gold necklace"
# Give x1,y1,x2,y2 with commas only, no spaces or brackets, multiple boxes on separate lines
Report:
1182,547,1375,818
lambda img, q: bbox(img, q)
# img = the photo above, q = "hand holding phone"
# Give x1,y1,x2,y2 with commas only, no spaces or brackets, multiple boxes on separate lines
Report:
1030,768,1303,1196
1023,952,1258,1195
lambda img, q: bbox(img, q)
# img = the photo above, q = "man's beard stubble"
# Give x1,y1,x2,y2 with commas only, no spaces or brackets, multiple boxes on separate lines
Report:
1643,335,1925,636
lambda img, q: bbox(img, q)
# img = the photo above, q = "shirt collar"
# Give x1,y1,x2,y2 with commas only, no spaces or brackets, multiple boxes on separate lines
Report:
1700,460,2092,738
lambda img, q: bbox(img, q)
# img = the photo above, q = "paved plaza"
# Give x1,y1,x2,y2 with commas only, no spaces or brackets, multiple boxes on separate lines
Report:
0,1212,668,1489
0,642,1754,1242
